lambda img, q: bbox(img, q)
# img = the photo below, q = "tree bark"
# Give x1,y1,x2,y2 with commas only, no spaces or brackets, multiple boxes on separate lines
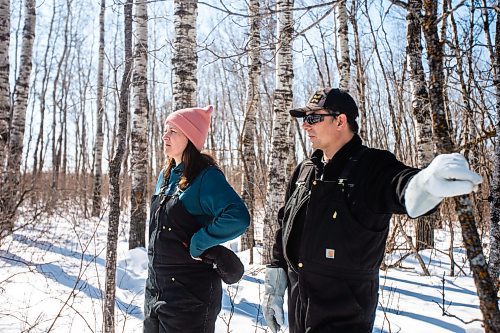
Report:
262,0,294,264
1,0,36,237
350,0,367,140
104,2,133,332
92,0,106,217
406,0,435,252
0,0,10,174
240,0,261,264
337,0,350,90
172,0,198,111
129,0,148,250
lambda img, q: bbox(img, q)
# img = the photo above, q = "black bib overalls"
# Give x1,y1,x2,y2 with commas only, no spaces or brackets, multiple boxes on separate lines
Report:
143,191,221,333
283,154,385,333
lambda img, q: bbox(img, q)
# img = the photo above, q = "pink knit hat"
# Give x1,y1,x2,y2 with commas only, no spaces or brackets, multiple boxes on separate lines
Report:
165,105,213,151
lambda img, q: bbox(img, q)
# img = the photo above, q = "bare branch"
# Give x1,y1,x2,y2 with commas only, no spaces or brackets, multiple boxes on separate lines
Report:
198,0,340,18
437,0,466,24
295,5,335,37
387,0,409,10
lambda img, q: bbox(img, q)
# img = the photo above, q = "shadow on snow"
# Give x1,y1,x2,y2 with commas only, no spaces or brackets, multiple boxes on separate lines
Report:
0,248,143,320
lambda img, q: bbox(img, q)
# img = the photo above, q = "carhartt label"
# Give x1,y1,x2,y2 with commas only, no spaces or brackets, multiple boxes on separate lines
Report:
325,248,335,259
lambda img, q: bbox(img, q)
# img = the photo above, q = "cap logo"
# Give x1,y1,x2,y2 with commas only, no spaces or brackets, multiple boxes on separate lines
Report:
308,92,326,106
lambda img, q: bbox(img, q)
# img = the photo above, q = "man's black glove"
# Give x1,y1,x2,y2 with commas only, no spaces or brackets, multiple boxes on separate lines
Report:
200,245,244,284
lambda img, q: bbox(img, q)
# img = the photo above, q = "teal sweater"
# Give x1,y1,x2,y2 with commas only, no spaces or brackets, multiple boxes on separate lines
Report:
154,163,250,257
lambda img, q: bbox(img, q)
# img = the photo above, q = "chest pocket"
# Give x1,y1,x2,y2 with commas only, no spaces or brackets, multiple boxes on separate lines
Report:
286,148,389,275
307,179,363,269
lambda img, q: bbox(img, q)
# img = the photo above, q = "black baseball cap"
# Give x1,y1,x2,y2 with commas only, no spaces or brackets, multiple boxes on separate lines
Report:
289,87,359,120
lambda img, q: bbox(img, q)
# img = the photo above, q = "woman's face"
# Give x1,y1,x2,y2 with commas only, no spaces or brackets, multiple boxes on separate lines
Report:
162,123,188,164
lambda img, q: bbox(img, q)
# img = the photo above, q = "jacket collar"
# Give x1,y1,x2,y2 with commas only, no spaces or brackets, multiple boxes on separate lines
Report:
310,134,362,166
310,134,363,180
172,162,184,174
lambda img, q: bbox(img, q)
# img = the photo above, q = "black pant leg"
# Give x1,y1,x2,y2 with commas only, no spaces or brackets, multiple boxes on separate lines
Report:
143,276,160,333
155,270,222,333
288,269,307,333
143,315,159,333
302,272,378,333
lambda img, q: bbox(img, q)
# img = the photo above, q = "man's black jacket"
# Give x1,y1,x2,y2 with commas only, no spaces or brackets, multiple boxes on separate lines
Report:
271,134,420,274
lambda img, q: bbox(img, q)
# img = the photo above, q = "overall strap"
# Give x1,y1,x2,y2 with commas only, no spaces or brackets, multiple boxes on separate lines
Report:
158,168,170,194
159,181,169,195
295,160,315,190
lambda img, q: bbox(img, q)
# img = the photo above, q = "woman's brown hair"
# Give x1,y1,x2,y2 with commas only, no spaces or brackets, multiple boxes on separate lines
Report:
163,141,218,190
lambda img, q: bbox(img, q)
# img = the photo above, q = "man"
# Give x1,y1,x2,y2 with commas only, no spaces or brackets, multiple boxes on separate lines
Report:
262,88,482,333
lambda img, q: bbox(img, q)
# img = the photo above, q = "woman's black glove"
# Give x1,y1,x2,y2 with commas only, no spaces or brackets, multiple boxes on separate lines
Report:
200,245,244,284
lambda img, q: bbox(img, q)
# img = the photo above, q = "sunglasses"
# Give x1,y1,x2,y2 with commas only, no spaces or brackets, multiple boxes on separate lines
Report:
302,113,339,125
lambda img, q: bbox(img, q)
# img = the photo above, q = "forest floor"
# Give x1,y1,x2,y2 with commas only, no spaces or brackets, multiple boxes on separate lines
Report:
0,205,487,332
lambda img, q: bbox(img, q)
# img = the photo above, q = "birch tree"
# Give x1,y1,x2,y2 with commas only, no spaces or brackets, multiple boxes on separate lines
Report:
0,0,10,174
172,0,197,111
129,0,148,250
422,1,500,331
350,0,367,140
405,0,435,251
92,0,105,217
262,0,294,264
103,0,133,331
240,0,261,264
1,0,36,236
337,0,350,90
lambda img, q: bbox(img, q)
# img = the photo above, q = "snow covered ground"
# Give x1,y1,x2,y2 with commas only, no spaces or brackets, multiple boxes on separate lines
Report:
0,207,487,332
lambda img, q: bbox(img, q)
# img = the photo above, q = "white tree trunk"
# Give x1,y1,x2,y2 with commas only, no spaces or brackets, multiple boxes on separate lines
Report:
0,0,10,173
337,0,350,90
262,0,294,265
129,0,148,250
92,0,105,217
172,0,197,110
350,0,367,140
240,0,261,263
406,0,435,252
2,0,36,235
407,1,433,165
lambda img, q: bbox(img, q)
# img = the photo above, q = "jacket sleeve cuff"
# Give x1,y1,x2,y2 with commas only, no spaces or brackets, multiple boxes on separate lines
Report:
189,236,204,258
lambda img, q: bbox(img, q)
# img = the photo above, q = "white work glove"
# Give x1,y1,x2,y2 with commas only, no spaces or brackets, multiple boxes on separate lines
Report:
405,153,483,218
263,267,287,333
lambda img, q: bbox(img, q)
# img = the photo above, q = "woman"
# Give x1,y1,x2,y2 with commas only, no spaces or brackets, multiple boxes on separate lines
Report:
144,105,250,333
